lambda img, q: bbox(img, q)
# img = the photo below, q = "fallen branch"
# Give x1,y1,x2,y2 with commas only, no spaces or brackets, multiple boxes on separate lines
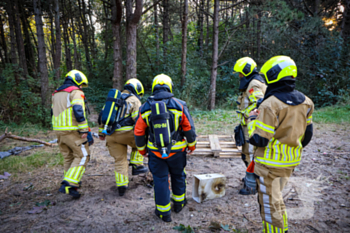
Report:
0,129,57,147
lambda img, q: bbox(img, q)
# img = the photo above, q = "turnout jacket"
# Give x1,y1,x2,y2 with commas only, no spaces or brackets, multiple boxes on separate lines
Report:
52,86,89,133
134,91,197,159
98,90,141,136
248,95,314,168
237,74,266,126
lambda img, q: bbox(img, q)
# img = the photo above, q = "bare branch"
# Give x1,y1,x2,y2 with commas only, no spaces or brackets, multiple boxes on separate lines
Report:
218,0,246,12
192,0,213,18
142,0,162,15
302,0,314,16
137,34,155,73
101,0,112,7
218,21,247,60
217,61,229,67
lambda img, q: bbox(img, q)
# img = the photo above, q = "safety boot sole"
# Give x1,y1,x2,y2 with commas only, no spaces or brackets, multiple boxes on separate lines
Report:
131,166,149,175
59,181,81,198
155,209,172,222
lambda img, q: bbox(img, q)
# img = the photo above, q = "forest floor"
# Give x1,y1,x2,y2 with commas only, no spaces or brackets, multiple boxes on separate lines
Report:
0,109,350,233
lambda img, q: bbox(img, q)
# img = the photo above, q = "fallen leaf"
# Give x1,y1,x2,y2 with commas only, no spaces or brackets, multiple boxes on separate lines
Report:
27,206,46,214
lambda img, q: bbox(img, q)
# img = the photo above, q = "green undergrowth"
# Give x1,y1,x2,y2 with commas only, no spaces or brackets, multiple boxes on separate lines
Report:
0,121,49,137
0,151,63,174
313,105,350,124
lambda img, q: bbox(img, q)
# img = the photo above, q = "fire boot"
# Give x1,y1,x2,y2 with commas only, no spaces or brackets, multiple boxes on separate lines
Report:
59,181,81,198
131,165,149,175
173,198,187,213
239,171,257,195
118,186,128,196
155,209,172,222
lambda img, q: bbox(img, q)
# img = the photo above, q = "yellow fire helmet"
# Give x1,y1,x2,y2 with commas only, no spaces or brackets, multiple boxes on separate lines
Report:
152,74,173,93
124,78,144,97
233,57,257,77
260,56,297,84
66,70,88,87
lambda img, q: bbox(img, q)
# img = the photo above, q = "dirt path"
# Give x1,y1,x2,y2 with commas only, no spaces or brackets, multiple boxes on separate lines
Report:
0,122,350,232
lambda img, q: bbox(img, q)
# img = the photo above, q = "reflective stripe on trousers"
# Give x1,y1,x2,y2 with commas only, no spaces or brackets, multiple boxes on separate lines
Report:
115,172,129,187
258,176,288,233
130,151,144,165
63,144,88,186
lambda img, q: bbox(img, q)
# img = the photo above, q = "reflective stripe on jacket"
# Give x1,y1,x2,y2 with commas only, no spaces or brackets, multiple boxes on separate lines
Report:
248,95,314,168
237,79,266,126
52,89,89,132
134,92,197,158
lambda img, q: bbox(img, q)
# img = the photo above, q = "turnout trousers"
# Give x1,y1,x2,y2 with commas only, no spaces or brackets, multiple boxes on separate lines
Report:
242,125,254,167
56,131,90,187
148,151,187,216
254,163,293,233
106,130,144,187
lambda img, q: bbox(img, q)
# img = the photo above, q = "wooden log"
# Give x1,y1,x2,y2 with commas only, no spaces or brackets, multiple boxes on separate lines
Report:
0,132,57,147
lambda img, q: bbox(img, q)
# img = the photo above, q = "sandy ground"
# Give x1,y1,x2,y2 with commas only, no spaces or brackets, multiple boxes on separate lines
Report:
0,122,350,232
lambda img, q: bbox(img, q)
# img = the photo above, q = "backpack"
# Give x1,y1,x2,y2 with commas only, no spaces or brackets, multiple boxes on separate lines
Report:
101,89,132,135
149,101,173,158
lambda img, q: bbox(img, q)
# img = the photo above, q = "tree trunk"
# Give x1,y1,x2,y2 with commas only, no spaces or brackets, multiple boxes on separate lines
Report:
341,0,350,42
78,0,93,76
88,0,97,62
341,0,350,62
0,15,9,63
256,11,261,62
245,10,250,55
62,0,72,71
125,0,143,80
111,0,123,89
181,0,188,86
205,0,210,47
162,0,169,61
198,0,204,56
54,0,62,81
49,7,55,71
154,0,160,68
20,5,36,75
33,0,49,108
208,0,219,110
103,1,110,61
6,0,18,65
69,3,81,70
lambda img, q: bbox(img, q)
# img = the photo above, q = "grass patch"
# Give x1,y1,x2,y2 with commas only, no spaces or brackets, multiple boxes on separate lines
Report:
192,109,239,135
0,150,63,174
313,105,350,124
0,121,49,136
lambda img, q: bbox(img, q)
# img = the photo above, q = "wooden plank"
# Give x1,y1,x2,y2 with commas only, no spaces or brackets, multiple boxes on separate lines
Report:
209,135,221,151
194,148,240,153
191,152,240,158
209,135,221,158
197,135,233,138
192,134,240,158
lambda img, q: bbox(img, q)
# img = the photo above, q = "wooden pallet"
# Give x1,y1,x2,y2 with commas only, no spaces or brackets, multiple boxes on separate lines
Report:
192,135,241,158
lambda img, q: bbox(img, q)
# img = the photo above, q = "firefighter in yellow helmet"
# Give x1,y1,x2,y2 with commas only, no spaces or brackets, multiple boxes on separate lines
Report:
98,78,148,196
233,57,267,194
134,74,197,222
52,70,94,198
247,56,314,232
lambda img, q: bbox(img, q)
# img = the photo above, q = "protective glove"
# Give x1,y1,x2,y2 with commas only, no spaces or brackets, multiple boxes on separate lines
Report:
87,132,94,146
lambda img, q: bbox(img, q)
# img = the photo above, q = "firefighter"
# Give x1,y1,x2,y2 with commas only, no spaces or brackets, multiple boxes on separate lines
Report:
98,79,148,196
53,70,94,198
247,56,314,232
233,57,267,168
134,74,197,222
